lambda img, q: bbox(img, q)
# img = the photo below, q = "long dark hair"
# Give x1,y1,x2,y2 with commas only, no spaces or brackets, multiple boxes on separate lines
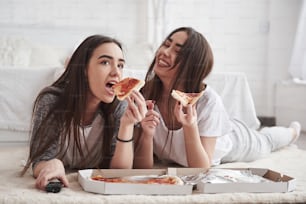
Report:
141,27,214,154
22,35,123,174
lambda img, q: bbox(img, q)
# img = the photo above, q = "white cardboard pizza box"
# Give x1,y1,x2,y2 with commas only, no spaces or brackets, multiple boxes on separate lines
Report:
78,168,193,195
196,168,296,194
78,168,296,195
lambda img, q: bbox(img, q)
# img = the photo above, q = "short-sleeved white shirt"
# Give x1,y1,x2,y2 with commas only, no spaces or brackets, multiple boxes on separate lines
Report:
153,86,233,166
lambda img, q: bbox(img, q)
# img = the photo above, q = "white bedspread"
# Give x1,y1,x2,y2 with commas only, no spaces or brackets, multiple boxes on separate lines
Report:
0,68,259,138
0,67,57,131
0,145,305,204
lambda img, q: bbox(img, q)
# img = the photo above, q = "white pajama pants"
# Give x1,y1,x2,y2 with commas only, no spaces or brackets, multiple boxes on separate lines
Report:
221,119,293,163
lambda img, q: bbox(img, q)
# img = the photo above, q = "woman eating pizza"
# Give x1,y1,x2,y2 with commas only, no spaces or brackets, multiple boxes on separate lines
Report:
21,35,147,191
133,27,301,169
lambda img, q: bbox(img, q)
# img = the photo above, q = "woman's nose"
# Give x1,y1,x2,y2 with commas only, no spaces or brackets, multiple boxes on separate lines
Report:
110,65,121,76
161,47,170,56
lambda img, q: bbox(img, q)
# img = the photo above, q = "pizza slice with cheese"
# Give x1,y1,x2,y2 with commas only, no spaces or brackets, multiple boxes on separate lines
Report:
112,77,145,101
143,175,183,185
91,175,184,185
91,175,127,183
171,89,204,106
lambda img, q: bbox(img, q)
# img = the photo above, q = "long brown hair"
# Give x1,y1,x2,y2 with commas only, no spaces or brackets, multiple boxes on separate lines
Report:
22,35,123,174
141,27,214,154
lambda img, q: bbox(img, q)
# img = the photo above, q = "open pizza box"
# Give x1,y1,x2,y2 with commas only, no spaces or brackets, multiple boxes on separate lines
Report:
78,167,296,195
78,168,199,195
195,168,296,194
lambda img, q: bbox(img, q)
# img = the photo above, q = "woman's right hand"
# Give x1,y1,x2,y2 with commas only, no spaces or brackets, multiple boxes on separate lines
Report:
140,100,160,137
33,159,69,191
121,91,147,126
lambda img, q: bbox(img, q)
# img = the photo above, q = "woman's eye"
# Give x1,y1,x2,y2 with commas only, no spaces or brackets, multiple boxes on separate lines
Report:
163,41,170,47
100,60,110,65
118,63,125,69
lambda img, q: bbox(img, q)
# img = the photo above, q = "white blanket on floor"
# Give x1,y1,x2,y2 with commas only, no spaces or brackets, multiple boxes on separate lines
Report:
1,145,306,204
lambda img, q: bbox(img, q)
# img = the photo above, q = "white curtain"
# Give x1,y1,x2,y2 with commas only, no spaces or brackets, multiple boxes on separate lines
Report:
147,0,168,50
289,0,306,81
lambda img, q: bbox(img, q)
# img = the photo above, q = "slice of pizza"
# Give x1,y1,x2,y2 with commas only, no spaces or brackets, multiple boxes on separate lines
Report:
112,77,145,101
144,175,184,185
91,175,128,183
171,89,204,107
91,175,184,185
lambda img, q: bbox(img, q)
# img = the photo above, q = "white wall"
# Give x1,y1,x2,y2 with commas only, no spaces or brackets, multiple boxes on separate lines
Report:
275,81,306,131
0,0,302,118
0,0,148,42
265,0,302,116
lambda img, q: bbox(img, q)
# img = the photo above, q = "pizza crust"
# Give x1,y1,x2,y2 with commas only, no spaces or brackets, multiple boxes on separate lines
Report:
171,89,204,106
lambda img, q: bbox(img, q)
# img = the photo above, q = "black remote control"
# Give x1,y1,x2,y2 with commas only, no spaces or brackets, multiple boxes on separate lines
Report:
45,180,62,193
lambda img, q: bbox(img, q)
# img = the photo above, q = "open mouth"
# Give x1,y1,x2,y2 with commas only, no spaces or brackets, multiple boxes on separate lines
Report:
158,59,171,67
106,82,115,88
105,81,117,95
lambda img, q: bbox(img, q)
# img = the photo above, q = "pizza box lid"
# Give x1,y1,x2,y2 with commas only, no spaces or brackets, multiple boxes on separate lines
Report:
196,168,296,193
78,168,193,195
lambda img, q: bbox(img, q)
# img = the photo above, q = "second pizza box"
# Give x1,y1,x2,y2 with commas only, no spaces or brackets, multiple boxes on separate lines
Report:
195,168,296,194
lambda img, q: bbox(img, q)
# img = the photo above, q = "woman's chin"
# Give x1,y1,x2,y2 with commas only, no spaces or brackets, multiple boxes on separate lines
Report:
102,96,116,104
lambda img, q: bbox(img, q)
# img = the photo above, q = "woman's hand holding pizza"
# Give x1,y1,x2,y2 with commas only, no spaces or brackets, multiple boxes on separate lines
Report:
114,77,147,125
122,91,147,125
174,101,197,127
172,90,202,127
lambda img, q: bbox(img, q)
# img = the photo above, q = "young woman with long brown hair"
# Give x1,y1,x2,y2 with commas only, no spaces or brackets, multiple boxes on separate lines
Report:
133,27,301,169
22,35,147,190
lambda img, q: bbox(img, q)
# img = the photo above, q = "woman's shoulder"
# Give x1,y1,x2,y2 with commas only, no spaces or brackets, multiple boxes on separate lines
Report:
36,86,62,105
196,85,228,116
198,85,222,105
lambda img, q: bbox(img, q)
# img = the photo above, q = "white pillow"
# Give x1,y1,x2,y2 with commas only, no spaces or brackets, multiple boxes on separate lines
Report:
29,43,68,67
0,37,31,67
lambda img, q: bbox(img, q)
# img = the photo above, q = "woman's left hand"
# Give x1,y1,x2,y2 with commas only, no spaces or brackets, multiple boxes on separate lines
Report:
174,101,197,127
122,91,147,125
140,100,160,136
34,159,69,191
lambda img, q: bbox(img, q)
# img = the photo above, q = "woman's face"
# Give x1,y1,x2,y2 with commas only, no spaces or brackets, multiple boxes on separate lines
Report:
87,42,125,104
153,31,188,80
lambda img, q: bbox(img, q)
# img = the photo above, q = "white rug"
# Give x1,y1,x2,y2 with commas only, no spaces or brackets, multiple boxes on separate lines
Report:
1,145,306,204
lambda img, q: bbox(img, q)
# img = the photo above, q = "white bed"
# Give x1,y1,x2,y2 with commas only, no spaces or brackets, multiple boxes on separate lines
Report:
0,67,260,143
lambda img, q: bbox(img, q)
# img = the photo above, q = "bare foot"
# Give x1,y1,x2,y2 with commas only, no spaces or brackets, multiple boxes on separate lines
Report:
289,121,301,144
